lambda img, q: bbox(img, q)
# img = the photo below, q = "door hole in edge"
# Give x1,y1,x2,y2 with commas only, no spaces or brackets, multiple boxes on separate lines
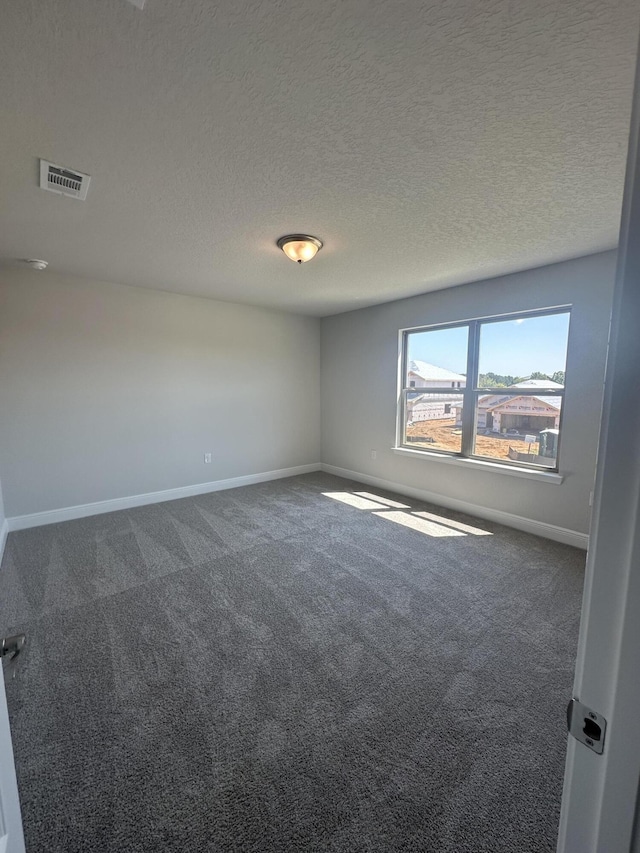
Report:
583,717,602,741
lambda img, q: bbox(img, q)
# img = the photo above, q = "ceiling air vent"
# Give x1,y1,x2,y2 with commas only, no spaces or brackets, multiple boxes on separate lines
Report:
39,160,91,200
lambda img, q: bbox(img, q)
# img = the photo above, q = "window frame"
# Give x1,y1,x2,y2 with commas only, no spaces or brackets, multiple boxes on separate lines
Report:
397,306,571,474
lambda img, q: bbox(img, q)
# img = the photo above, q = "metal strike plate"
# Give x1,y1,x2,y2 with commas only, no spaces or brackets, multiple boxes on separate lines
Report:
567,698,607,755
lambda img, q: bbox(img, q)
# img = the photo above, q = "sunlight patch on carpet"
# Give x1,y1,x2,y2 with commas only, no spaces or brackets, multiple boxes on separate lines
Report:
373,510,466,538
412,511,493,536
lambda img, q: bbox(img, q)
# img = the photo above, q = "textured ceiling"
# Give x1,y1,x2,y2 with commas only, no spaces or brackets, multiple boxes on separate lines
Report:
0,0,638,316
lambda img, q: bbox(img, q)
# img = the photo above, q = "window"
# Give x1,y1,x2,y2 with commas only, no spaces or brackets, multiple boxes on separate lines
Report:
399,308,570,472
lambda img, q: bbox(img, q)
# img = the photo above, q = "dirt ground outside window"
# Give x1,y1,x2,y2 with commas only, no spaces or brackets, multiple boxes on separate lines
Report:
405,417,552,464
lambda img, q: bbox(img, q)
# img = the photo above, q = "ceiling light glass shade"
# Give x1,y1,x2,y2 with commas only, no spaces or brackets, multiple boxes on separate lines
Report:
277,234,323,263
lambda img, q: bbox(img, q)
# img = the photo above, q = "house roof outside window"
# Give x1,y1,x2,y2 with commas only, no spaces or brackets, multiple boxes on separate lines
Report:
509,379,564,389
408,360,467,383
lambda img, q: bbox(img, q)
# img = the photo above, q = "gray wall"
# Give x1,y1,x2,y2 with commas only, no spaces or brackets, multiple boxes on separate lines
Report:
0,270,321,517
0,477,5,532
321,252,616,536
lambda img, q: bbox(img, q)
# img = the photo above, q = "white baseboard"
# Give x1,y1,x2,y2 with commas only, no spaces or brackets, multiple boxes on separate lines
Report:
7,463,322,532
321,463,589,549
0,519,8,564
4,461,589,549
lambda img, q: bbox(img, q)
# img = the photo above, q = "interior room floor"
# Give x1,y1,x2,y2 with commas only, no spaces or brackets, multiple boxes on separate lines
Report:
0,473,584,852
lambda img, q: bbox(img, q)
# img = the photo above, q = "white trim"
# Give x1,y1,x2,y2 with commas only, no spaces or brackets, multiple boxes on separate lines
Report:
6,464,321,532
399,304,574,334
0,519,8,565
321,463,587,549
557,33,640,853
391,446,564,483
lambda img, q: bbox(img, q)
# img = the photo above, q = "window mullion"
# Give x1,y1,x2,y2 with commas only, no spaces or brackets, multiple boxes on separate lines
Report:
461,321,480,457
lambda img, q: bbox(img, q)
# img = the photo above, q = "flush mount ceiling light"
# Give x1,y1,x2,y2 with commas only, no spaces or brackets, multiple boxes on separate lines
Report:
277,234,323,264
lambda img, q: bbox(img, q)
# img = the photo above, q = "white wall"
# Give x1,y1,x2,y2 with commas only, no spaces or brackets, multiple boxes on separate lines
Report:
0,270,321,517
321,252,616,537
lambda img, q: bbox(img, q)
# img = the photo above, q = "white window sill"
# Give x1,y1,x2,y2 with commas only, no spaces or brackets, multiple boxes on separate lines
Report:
391,446,564,484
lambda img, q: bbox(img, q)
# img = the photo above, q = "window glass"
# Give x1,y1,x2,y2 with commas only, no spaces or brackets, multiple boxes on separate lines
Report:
478,313,570,388
474,394,560,468
405,394,463,453
406,326,468,388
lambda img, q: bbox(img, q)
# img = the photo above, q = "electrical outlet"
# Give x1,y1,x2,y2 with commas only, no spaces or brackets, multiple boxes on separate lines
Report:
370,450,377,460
204,453,212,463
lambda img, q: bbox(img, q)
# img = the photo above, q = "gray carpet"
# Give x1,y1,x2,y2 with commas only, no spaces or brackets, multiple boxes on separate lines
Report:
0,472,584,852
